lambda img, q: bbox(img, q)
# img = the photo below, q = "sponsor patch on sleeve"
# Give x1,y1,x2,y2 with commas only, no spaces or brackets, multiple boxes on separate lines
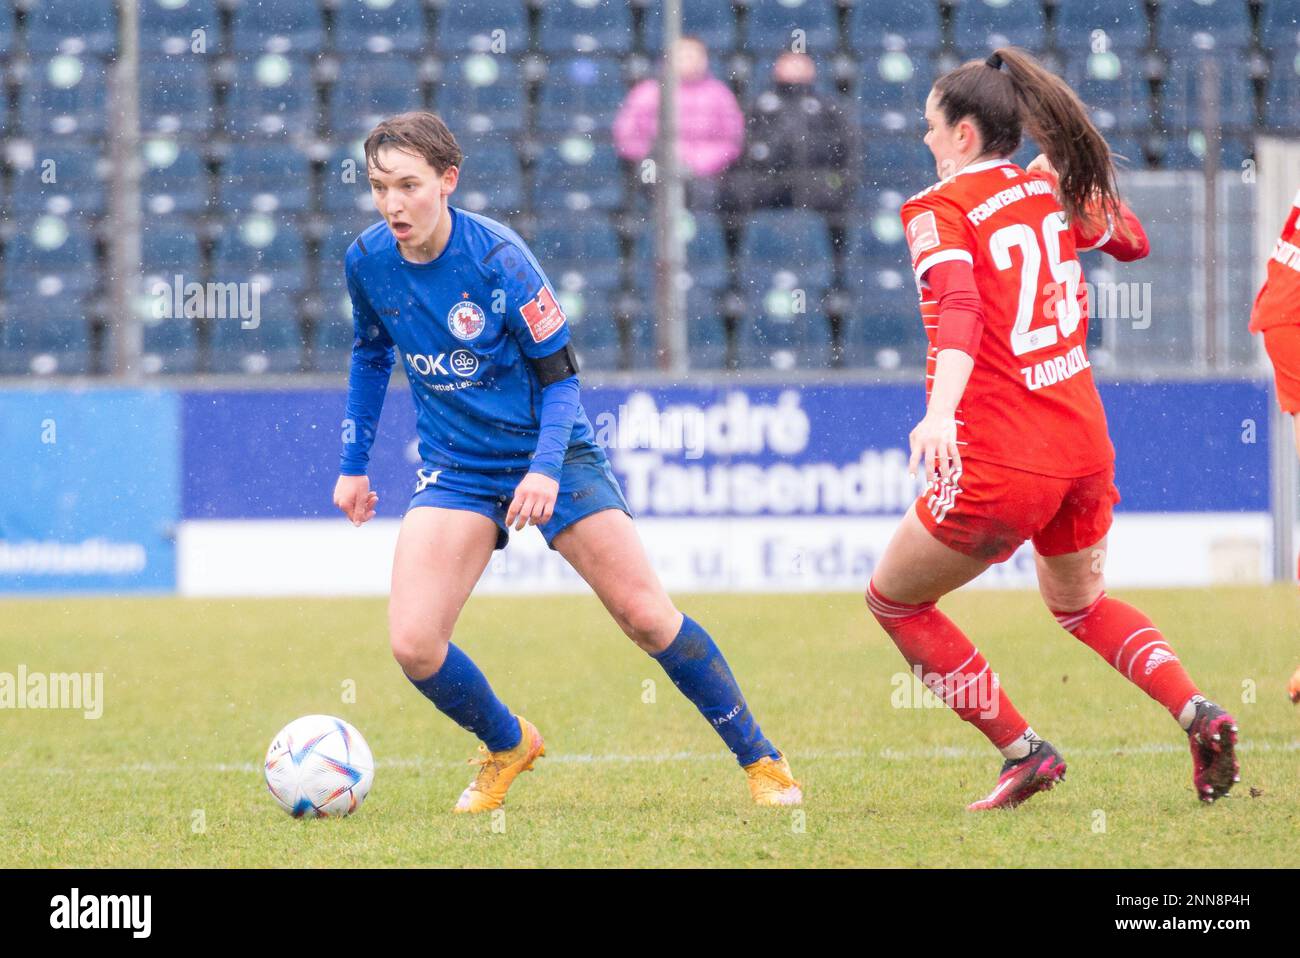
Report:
906,210,941,261
520,286,566,343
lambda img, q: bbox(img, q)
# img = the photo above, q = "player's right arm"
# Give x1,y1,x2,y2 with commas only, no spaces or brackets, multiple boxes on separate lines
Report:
1026,154,1149,261
900,192,982,482
334,257,395,526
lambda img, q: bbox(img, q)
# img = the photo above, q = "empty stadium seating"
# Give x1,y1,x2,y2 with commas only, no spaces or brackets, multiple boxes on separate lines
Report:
0,0,1291,376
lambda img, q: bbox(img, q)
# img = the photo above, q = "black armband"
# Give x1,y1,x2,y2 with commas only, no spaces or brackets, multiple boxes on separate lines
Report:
529,342,580,387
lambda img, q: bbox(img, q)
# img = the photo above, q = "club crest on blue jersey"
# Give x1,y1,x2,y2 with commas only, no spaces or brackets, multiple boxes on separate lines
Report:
447,299,487,341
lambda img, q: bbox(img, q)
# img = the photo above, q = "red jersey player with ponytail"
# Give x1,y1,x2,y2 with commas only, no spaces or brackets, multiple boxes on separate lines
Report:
867,48,1240,810
1249,187,1300,544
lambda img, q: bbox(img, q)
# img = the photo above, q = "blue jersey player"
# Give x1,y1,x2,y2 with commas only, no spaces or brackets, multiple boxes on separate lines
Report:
332,112,801,812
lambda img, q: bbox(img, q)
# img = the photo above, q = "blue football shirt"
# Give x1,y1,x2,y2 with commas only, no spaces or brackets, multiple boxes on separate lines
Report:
339,206,599,478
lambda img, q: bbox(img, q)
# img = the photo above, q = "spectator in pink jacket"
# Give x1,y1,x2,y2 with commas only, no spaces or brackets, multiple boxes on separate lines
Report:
613,36,744,194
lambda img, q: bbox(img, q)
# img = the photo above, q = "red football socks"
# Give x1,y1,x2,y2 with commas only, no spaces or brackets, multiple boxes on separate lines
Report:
1053,592,1199,720
868,580,1030,749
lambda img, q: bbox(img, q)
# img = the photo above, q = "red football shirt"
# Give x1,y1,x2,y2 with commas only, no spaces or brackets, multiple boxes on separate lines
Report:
1249,188,1300,333
900,159,1144,479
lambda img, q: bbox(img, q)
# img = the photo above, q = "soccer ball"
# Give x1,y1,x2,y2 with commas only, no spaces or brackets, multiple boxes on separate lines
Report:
264,715,375,818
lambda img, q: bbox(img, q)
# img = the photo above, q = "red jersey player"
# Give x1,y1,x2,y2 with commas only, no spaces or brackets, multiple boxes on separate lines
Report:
1249,187,1300,513
866,48,1240,809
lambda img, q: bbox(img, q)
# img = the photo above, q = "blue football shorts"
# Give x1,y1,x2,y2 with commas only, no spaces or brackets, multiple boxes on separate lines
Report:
406,446,632,550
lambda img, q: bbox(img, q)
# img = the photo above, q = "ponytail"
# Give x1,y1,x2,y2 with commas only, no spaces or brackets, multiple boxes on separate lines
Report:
933,46,1125,237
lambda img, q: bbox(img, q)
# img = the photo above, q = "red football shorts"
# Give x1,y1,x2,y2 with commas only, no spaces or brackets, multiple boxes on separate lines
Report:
916,460,1120,564
1262,324,1300,414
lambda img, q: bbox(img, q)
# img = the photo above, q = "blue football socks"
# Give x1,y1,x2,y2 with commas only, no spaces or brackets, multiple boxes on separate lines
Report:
406,643,522,753
652,614,779,767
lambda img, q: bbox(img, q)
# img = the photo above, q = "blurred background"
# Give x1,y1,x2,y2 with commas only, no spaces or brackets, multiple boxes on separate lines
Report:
1,0,1296,598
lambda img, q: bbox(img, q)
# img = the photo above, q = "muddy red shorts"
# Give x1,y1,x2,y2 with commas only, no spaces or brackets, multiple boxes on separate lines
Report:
1262,324,1300,414
915,459,1120,564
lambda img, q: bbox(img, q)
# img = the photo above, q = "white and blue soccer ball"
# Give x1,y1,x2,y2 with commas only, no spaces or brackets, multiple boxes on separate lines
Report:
264,715,375,818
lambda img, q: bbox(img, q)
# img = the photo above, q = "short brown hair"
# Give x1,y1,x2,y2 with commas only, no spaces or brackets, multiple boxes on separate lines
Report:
364,111,464,175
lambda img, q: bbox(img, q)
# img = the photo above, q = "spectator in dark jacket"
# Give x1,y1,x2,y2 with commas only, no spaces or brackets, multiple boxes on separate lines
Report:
720,53,860,285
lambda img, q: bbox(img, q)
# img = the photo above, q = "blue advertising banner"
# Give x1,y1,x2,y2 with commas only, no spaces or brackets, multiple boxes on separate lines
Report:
0,389,180,594
179,379,1272,520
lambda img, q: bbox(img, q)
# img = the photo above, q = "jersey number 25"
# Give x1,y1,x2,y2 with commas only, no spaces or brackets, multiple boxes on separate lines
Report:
989,212,1082,357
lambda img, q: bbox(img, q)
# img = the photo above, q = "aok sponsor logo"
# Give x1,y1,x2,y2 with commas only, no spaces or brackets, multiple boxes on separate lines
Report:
404,349,480,380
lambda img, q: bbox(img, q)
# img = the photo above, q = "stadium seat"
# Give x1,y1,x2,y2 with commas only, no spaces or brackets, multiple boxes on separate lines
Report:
328,54,425,140
537,56,627,134
859,135,939,196
8,143,107,217
0,295,93,375
1156,129,1253,168
141,0,219,56
434,0,529,56
3,215,98,299
334,0,428,55
140,56,216,136
952,0,1049,55
637,0,737,52
141,219,203,284
1067,51,1153,133
530,137,623,211
842,277,930,370
1261,3,1300,55
1263,51,1300,128
218,143,313,214
849,0,943,52
142,137,209,216
320,142,374,215
1153,0,1251,52
537,0,633,55
456,135,525,214
230,0,325,54
1160,52,1255,134
223,53,319,138
532,214,621,291
17,54,108,138
740,208,834,295
312,256,354,370
0,61,12,137
1055,0,1153,54
745,0,838,54
634,210,728,291
557,285,620,369
211,215,307,294
847,202,909,268
0,0,14,59
208,288,304,374
435,53,525,134
23,0,116,55
137,243,201,374
857,51,934,133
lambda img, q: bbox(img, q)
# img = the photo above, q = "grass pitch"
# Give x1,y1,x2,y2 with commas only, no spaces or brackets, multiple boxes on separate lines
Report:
1,587,1296,868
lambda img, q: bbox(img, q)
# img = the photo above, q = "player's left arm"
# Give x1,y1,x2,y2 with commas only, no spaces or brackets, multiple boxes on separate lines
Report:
490,243,583,530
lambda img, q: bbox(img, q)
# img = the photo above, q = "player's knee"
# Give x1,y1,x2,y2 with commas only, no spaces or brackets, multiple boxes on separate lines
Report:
615,593,677,652
1039,578,1103,619
388,621,450,679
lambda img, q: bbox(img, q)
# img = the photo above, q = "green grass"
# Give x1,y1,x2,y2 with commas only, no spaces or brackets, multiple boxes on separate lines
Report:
1,588,1297,867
